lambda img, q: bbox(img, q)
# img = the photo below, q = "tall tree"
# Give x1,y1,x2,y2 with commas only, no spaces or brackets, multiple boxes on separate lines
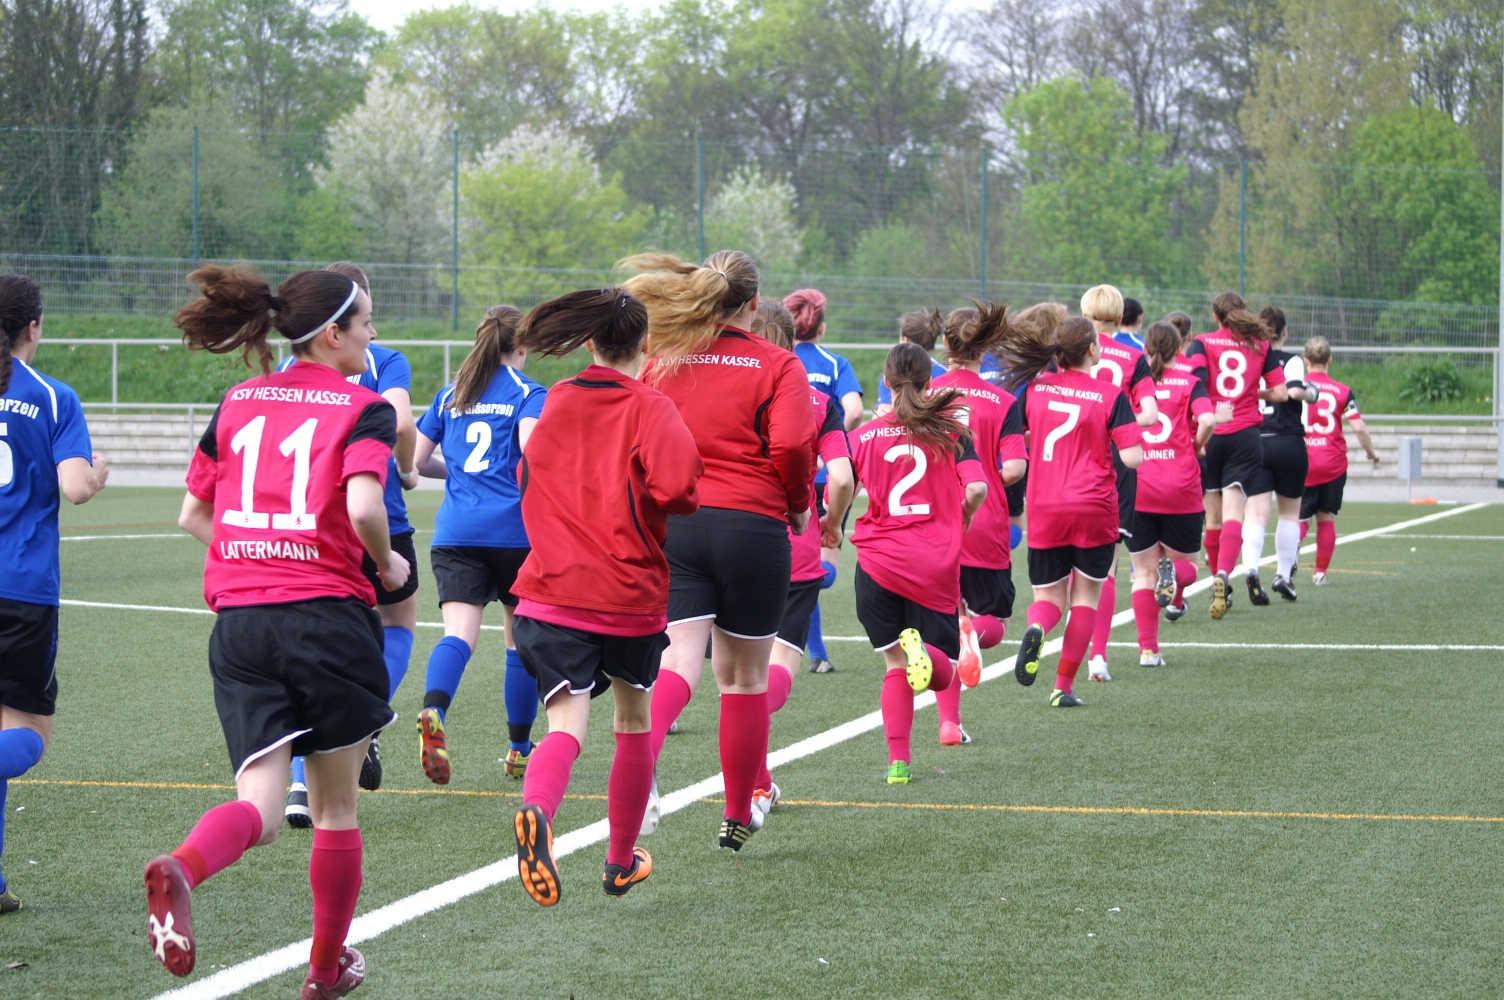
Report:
1405,0,1503,171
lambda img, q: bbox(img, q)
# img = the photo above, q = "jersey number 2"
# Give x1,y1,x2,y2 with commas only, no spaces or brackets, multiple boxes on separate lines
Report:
223,416,320,531
463,421,492,473
883,444,930,517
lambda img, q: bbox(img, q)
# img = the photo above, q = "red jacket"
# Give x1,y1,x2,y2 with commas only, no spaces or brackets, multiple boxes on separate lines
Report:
647,328,815,522
513,365,702,616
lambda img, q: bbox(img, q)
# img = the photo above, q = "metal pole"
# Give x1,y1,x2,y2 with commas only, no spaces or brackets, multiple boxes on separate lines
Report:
696,138,706,262
191,127,200,267
1238,158,1247,297
451,129,460,333
979,147,989,300
443,343,452,386
111,342,118,408
1496,52,1504,486
187,404,196,460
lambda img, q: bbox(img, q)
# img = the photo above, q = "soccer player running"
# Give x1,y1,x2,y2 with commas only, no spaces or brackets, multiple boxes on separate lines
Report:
1241,307,1320,603
280,263,416,829
932,303,1026,745
146,266,410,998
1187,292,1288,619
626,251,815,852
410,306,546,785
1300,336,1380,584
850,343,986,783
875,309,948,413
504,288,701,905
1081,285,1159,683
0,275,107,914
997,318,1145,707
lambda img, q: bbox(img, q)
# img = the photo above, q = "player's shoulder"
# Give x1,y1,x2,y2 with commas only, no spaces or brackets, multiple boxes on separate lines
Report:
9,360,79,415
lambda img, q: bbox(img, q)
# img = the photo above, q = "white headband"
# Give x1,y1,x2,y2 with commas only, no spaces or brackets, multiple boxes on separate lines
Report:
288,281,360,345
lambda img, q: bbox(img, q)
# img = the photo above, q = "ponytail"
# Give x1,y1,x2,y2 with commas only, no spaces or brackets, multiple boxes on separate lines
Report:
783,288,826,342
620,250,759,378
0,274,43,396
1212,291,1272,344
1163,310,1194,342
992,316,1097,394
752,300,796,351
449,305,523,413
517,287,649,365
943,300,1012,366
898,308,943,351
1259,306,1287,341
885,342,970,458
1143,322,1181,381
175,264,363,372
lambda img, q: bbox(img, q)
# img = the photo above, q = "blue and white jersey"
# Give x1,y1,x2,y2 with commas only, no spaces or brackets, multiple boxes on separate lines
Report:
876,357,947,405
417,365,546,549
794,342,863,401
0,361,92,606
980,351,1005,385
1114,330,1145,351
280,343,412,534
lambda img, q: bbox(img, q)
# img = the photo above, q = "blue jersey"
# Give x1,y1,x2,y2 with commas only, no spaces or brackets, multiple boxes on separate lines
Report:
1114,331,1145,351
876,357,947,405
980,351,1004,385
794,342,862,401
417,365,546,549
0,361,92,606
280,344,412,534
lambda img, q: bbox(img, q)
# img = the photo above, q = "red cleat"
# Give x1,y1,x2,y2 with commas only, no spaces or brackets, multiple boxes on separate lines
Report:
300,946,366,999
957,615,983,688
144,855,195,977
417,708,450,785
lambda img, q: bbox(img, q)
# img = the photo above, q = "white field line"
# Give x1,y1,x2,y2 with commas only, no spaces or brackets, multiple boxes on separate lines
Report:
1107,641,1504,651
1377,534,1504,540
58,600,504,632
61,533,190,541
122,500,1484,998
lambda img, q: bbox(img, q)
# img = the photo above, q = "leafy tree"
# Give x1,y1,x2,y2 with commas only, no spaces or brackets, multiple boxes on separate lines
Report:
705,167,804,274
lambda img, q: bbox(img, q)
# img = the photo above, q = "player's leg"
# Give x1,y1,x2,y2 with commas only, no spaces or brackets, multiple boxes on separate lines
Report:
378,593,418,704
516,687,589,906
603,676,654,896
417,601,483,785
1314,511,1338,582
1015,548,1069,687
650,618,709,761
1241,490,1272,605
301,741,369,997
709,627,776,848
0,707,49,913
1052,559,1105,708
1088,546,1119,682
1128,537,1164,667
807,551,840,673
755,639,802,815
501,603,539,779
1272,493,1304,600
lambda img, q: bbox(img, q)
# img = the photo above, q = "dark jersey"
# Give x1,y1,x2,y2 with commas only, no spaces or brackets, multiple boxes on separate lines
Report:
1260,348,1308,437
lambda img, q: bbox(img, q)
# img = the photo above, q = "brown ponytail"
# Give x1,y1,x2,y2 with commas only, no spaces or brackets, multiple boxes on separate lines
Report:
517,288,649,365
0,274,43,396
991,316,1097,394
885,342,970,458
751,300,796,351
1143,322,1181,381
448,305,523,413
620,250,759,377
1212,291,1271,344
898,308,943,351
324,261,371,296
175,264,363,372
943,300,1012,366
1163,310,1194,342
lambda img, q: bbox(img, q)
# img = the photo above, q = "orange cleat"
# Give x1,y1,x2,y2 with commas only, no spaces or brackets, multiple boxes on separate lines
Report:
515,804,561,906
957,615,983,688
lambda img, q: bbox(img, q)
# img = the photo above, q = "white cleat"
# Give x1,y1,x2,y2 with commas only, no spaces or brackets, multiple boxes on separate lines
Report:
639,771,661,837
1088,655,1111,682
1139,650,1166,667
752,782,781,818
1312,570,1329,586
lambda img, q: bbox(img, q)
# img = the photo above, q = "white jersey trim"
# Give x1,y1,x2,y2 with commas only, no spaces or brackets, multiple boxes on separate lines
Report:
15,359,58,421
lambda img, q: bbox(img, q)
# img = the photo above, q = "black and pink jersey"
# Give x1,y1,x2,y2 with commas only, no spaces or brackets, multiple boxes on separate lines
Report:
849,415,985,613
186,361,396,611
1303,372,1360,487
1021,369,1141,549
1136,359,1214,515
790,387,849,582
931,368,1025,570
1092,337,1156,409
1186,331,1285,434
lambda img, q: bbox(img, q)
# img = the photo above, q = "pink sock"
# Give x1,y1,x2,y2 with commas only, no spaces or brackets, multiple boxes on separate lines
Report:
1090,575,1116,659
1132,587,1159,652
767,663,793,715
171,799,263,889
971,614,1005,649
649,670,693,761
1316,521,1336,571
521,732,580,820
934,650,961,727
1055,606,1096,694
1027,600,1063,635
309,827,362,986
1173,559,1197,606
1300,520,1310,542
606,732,652,868
1218,519,1243,576
719,692,768,825
881,668,914,764
926,645,955,692
1204,527,1220,572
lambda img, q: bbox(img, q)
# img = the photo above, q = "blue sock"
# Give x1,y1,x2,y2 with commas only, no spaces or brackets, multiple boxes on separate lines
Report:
290,755,307,786
503,647,537,754
821,559,838,589
382,625,414,700
0,728,46,895
423,635,472,723
807,600,828,661
1010,525,1024,550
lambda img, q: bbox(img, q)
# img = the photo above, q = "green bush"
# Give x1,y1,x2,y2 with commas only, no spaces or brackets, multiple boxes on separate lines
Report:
1398,359,1465,404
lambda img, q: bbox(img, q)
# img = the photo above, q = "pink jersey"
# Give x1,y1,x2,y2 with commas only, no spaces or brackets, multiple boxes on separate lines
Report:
790,387,850,582
1187,331,1285,434
1092,337,1156,407
1022,368,1142,549
1136,360,1214,515
185,360,396,612
849,414,985,613
1303,372,1359,486
932,368,1025,570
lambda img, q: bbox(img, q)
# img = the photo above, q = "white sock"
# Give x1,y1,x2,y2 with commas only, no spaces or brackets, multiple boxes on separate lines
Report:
1275,518,1301,580
1241,523,1266,574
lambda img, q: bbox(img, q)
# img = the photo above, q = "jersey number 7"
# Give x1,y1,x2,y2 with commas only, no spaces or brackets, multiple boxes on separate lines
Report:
223,415,320,531
1042,400,1080,461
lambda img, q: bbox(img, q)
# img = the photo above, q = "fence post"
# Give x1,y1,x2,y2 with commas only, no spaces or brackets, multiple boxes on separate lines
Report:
696,138,706,261
1496,59,1504,486
187,404,196,461
451,129,460,333
444,343,452,386
979,146,989,300
191,127,200,267
1238,158,1247,297
111,342,118,409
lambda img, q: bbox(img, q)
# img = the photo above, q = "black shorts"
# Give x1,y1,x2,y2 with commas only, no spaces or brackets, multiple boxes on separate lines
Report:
1004,475,1026,519
1301,474,1347,519
209,598,395,779
0,599,58,716
1126,511,1204,556
512,616,667,703
1260,434,1310,499
666,507,791,639
1203,427,1265,494
854,564,960,660
1027,543,1116,587
431,545,529,607
360,530,419,606
960,565,1016,620
1114,455,1136,538
776,578,823,651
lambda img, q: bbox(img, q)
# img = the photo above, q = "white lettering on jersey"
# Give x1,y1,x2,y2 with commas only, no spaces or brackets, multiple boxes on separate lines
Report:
453,402,516,417
217,539,322,561
0,398,41,420
229,386,355,407
685,354,762,368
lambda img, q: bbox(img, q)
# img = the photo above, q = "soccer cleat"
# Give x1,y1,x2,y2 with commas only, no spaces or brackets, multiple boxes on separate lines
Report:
885,760,912,785
1271,575,1298,601
602,847,653,897
358,736,382,791
1246,570,1270,606
285,783,313,829
1313,570,1329,586
144,855,195,977
514,804,561,906
1164,601,1187,623
503,747,530,779
299,946,366,1000
0,889,21,914
1154,557,1177,607
718,816,758,851
667,721,679,735
417,707,450,785
898,628,932,693
1049,688,1084,708
939,722,971,746
957,615,983,688
1209,574,1230,620
752,782,781,817
1014,623,1044,687
639,772,660,837
809,658,835,674
1139,650,1166,667
1088,655,1111,682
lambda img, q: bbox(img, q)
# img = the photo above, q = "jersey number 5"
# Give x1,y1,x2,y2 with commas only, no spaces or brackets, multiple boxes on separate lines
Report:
1042,400,1081,461
223,415,320,531
1143,390,1174,444
883,443,930,517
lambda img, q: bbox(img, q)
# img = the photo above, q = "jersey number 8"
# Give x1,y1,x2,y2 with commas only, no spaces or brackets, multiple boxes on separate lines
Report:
1215,351,1247,398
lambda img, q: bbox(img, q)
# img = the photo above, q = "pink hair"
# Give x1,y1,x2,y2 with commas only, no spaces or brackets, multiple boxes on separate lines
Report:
783,288,827,341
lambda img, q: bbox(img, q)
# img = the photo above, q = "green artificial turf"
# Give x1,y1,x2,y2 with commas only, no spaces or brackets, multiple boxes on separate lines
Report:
1,492,1501,997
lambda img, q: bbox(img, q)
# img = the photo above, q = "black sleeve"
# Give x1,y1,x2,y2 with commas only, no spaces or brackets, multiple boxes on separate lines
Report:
1261,348,1282,374
1185,339,1208,384
958,435,980,463
1017,386,1030,430
347,399,398,449
1131,355,1153,392
820,396,844,438
1108,391,1137,430
1190,380,1210,404
197,405,223,461
1000,394,1025,440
